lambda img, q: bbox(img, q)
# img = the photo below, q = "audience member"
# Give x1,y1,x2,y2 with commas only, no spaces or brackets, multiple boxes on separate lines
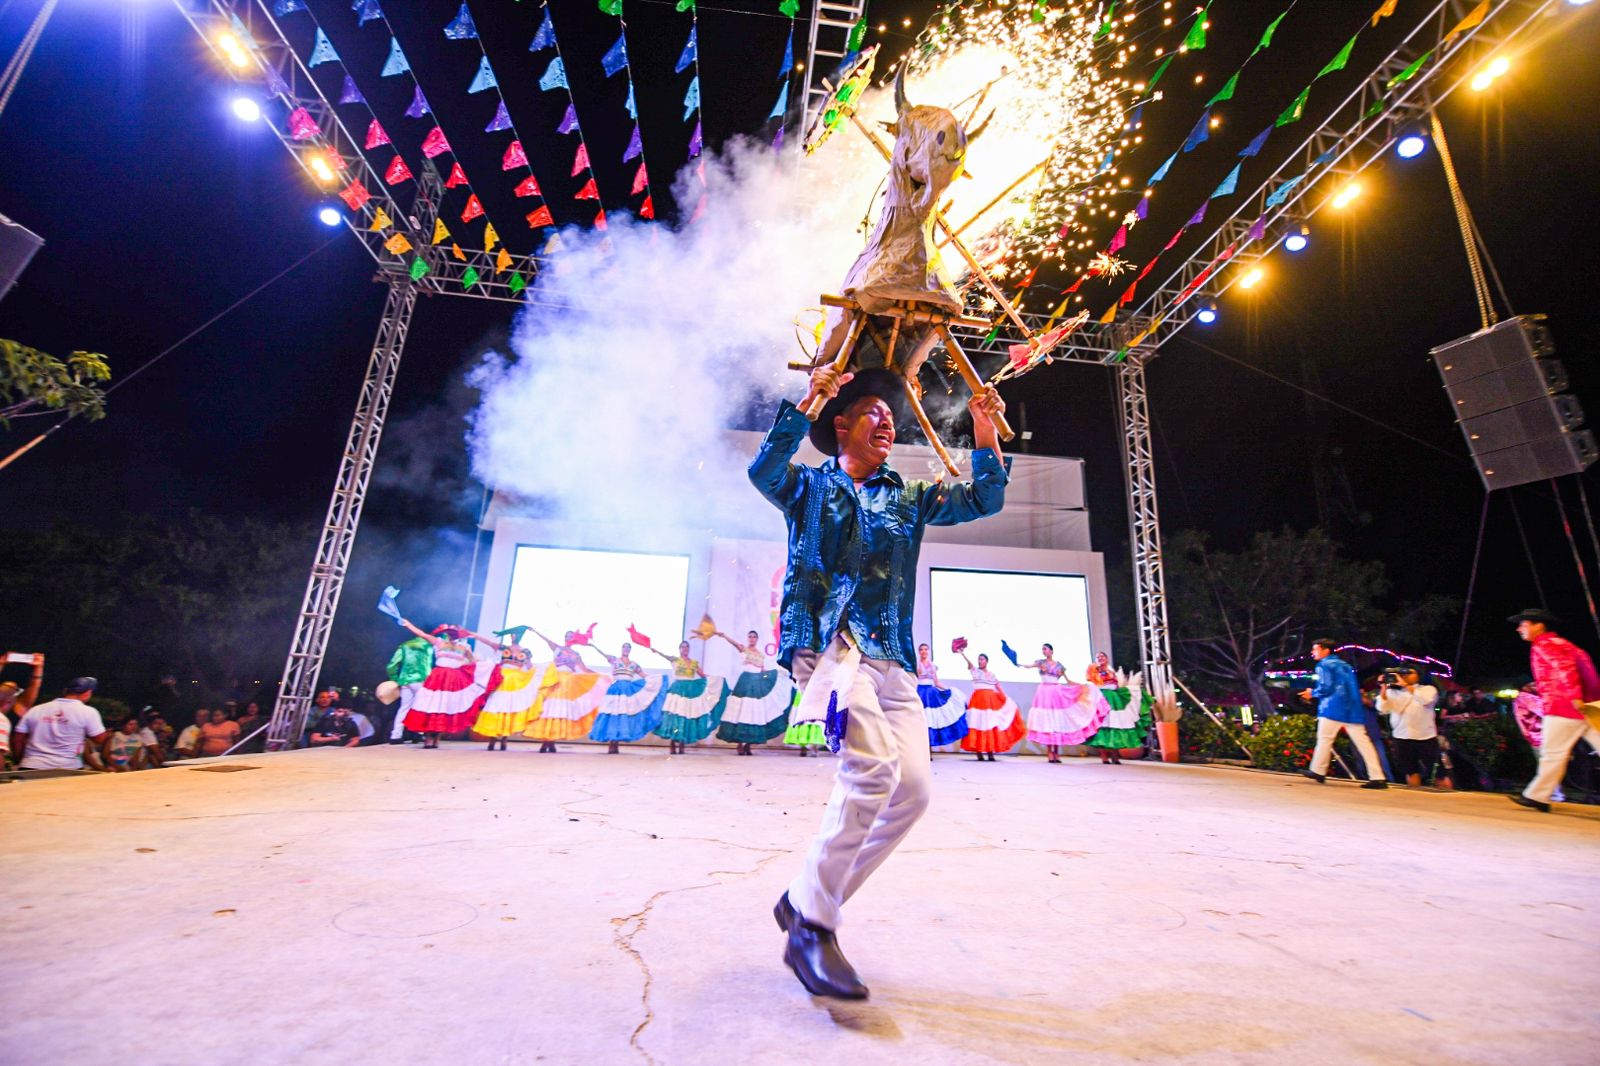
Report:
174,711,205,759
12,678,108,771
1377,667,1451,788
103,718,148,772
307,705,361,748
197,707,241,758
138,714,168,769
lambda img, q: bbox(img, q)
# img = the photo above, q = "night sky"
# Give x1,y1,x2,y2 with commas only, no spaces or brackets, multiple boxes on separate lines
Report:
1,0,1597,683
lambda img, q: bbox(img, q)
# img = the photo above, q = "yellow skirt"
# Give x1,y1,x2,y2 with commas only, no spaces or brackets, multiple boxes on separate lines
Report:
473,665,542,738
523,667,607,740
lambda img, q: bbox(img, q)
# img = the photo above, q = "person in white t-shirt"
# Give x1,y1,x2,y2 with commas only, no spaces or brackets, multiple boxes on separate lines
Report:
13,678,108,771
1376,668,1451,788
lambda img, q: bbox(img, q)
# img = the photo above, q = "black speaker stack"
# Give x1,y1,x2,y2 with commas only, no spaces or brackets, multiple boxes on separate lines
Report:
1430,315,1595,491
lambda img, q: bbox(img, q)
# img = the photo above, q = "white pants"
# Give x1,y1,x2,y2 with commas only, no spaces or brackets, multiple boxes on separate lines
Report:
1523,715,1600,803
788,644,930,932
389,684,420,740
1311,717,1386,780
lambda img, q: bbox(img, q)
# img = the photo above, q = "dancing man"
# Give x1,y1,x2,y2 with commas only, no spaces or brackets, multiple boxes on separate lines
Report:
751,364,1007,1000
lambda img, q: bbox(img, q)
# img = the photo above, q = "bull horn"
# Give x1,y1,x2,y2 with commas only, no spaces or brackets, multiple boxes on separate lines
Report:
893,66,908,113
966,109,996,143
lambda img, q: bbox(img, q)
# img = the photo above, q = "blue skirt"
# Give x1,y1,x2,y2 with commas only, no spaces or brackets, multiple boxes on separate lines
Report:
590,676,668,742
920,683,969,747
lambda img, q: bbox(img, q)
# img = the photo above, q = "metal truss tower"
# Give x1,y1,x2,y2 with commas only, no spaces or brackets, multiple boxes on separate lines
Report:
799,0,869,133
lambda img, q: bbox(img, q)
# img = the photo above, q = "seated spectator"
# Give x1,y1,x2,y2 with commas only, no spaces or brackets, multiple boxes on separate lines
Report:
348,705,376,746
235,702,267,753
13,677,108,771
174,710,206,759
307,705,361,749
103,718,148,772
197,707,240,758
138,713,170,769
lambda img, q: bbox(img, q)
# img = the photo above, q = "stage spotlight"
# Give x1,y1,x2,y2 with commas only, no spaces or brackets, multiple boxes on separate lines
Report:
309,154,336,184
1196,301,1217,324
1569,0,1593,6
1238,266,1264,290
216,31,251,70
1331,182,1362,210
317,205,343,227
1394,120,1428,159
1284,223,1310,252
230,96,261,123
1471,56,1510,92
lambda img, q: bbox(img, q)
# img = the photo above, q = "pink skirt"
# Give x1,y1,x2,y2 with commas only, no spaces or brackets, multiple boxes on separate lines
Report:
1026,682,1110,746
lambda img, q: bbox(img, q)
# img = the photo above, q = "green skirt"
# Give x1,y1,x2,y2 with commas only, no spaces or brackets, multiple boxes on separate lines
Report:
1087,687,1153,749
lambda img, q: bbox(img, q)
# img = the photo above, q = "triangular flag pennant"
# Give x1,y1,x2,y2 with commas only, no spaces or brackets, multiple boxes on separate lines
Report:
405,86,430,119
1206,71,1239,106
594,209,608,231
631,161,649,195
768,81,789,120
639,195,655,220
485,101,512,133
1317,35,1358,79
1251,9,1287,57
1106,225,1127,253
599,0,623,15
1148,152,1176,185
385,154,413,185
1265,172,1306,208
381,37,410,77
676,0,694,10
526,205,554,228
1183,5,1209,51
1389,50,1433,88
572,143,590,176
575,177,599,201
421,127,451,159
356,0,383,26
1247,215,1267,241
540,57,568,92
484,222,499,252
688,121,703,158
1163,228,1185,251
779,0,798,16
1211,162,1240,198
286,107,320,141
622,125,642,162
602,34,629,77
409,257,429,281
468,56,497,94
495,246,512,274
1097,147,1114,175
384,233,412,255
558,104,578,135
676,26,698,74
1119,281,1137,306
1135,196,1149,221
451,242,467,260
273,0,305,13
530,9,556,51
462,266,480,290
461,195,485,222
503,141,528,170
265,64,290,97
1239,125,1271,158
1372,0,1398,27
1183,109,1211,152
625,83,637,119
1276,86,1310,127
443,2,478,40
445,162,468,188
779,33,793,77
683,76,700,121
1099,303,1118,325
308,28,339,67
509,272,526,295
772,125,784,151
1146,55,1173,92
339,180,370,210
431,218,449,245
544,233,564,254
339,75,365,105
515,175,542,197
1446,0,1489,41
365,119,389,149
1095,1,1117,39
370,206,392,231
1187,202,1208,226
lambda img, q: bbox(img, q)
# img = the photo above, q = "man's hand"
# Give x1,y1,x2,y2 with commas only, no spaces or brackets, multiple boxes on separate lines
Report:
968,385,1006,455
1297,688,1313,701
800,365,854,415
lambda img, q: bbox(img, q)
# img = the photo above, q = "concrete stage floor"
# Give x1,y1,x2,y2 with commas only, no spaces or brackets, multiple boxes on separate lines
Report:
3,745,1597,1066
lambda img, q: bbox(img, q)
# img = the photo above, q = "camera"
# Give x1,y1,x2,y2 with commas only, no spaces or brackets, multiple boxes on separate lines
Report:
1379,669,1406,688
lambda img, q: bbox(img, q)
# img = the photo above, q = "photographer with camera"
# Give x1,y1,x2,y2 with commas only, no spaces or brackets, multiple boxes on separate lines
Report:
1376,667,1451,789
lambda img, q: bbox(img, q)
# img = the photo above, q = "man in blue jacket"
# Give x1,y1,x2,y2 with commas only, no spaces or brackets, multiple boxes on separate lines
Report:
1298,637,1388,789
751,363,1007,999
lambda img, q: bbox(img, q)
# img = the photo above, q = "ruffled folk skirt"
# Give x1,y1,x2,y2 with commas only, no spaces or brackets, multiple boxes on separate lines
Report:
523,667,607,741
589,675,669,743
1087,687,1153,749
1025,682,1110,746
716,670,794,744
920,683,969,747
405,661,483,733
654,677,729,744
471,665,542,737
960,687,1026,753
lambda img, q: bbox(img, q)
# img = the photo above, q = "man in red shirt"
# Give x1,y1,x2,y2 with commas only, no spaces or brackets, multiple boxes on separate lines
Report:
1509,609,1600,812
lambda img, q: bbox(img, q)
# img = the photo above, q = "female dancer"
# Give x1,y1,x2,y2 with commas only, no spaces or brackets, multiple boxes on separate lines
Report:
1022,644,1111,763
1086,651,1118,687
714,630,793,755
957,650,1025,761
589,642,669,754
1087,672,1153,764
523,629,608,753
398,619,489,748
782,688,824,756
647,640,729,755
469,627,542,751
917,643,968,748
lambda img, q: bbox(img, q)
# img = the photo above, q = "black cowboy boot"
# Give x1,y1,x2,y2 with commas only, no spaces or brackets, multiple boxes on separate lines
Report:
783,919,868,1000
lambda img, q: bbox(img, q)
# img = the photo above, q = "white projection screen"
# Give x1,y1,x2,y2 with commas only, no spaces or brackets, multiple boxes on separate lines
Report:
504,546,689,664
928,568,1094,685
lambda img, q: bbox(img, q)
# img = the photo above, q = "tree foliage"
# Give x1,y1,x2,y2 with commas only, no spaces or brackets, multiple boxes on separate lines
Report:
0,339,111,426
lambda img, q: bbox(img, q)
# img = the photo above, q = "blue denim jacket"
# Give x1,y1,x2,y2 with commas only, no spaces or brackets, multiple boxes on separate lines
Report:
1311,654,1364,724
748,400,1008,674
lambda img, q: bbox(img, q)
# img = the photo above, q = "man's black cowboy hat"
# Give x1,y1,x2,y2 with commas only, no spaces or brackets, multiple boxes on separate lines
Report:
1507,608,1561,627
807,368,914,457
